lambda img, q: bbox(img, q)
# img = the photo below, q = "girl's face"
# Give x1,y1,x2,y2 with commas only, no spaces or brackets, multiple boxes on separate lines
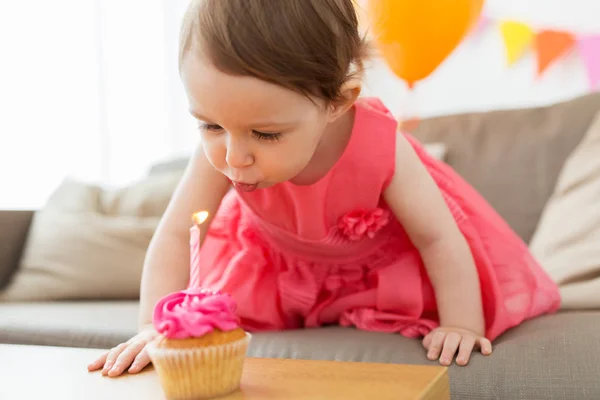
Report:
181,54,334,191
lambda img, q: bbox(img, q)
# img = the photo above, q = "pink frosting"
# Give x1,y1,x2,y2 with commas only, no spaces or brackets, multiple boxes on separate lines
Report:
152,288,241,339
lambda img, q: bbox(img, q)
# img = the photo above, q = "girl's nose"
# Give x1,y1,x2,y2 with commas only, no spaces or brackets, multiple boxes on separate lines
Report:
225,138,254,169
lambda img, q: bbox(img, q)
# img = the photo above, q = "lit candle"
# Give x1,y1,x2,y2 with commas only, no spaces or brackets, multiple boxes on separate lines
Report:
189,211,209,288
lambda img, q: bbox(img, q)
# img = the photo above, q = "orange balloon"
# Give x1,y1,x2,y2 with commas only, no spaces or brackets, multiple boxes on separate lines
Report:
367,0,484,87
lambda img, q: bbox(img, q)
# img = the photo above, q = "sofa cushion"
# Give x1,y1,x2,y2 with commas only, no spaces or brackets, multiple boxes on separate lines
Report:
0,302,139,349
529,111,600,310
0,301,598,399
0,211,33,290
0,172,182,302
411,92,600,243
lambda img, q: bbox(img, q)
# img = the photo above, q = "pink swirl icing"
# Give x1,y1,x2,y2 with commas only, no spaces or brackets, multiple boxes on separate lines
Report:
152,288,241,339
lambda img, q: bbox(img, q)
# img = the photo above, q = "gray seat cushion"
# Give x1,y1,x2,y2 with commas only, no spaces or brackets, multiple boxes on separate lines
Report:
0,302,139,349
1,301,598,399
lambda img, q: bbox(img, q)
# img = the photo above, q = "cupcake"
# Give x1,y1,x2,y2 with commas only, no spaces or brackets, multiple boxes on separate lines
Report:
146,288,251,400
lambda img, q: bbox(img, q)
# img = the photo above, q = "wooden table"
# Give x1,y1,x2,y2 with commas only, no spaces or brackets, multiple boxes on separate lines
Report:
0,344,449,399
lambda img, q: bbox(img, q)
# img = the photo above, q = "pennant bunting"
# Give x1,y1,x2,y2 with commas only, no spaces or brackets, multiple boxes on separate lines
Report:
534,30,576,76
366,10,599,89
577,35,600,90
500,21,535,66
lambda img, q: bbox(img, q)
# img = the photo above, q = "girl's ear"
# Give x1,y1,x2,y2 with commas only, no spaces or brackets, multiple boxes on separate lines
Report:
328,76,362,122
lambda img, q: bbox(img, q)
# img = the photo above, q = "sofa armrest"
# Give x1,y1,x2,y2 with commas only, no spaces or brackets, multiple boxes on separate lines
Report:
0,211,34,290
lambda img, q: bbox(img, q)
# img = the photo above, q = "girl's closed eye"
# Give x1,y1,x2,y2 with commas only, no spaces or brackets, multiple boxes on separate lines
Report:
199,123,282,142
252,130,282,142
199,123,223,132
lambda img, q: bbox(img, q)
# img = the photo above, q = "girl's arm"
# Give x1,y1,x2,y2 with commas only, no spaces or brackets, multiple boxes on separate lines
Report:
383,133,491,365
138,144,230,328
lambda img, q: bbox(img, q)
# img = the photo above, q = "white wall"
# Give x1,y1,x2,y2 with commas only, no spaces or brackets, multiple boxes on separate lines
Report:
362,0,600,119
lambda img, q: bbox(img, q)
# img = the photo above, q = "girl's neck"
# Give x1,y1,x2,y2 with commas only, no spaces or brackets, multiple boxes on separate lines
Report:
289,105,356,186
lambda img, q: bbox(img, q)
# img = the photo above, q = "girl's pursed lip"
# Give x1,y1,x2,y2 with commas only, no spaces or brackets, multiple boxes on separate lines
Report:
231,179,258,186
231,181,259,192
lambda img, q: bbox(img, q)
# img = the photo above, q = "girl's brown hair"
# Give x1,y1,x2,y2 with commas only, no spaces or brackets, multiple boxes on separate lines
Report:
179,0,368,104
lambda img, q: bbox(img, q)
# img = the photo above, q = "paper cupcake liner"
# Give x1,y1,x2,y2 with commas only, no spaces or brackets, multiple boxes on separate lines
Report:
147,332,251,400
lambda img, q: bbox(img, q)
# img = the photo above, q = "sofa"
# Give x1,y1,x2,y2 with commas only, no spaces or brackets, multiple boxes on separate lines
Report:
2,92,600,399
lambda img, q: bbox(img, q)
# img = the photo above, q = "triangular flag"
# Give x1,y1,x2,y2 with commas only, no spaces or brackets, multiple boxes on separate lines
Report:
500,21,535,65
578,35,600,90
534,30,576,76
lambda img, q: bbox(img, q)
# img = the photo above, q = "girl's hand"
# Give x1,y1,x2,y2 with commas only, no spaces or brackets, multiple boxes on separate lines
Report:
422,327,492,366
87,326,158,377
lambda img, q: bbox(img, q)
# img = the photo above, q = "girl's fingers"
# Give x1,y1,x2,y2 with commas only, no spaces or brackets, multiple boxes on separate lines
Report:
455,336,476,366
439,333,461,366
479,338,493,355
426,331,447,361
87,352,108,371
128,348,151,374
422,332,433,349
108,341,146,377
102,343,129,375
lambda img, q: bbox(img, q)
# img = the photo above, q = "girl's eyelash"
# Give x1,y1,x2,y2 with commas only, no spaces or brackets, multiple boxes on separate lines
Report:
252,130,281,141
200,123,223,132
199,123,281,142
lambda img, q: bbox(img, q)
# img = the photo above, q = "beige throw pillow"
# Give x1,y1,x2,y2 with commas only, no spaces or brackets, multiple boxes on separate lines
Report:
529,111,600,310
0,171,183,302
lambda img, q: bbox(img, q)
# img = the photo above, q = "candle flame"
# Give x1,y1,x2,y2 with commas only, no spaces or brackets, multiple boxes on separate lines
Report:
192,211,209,225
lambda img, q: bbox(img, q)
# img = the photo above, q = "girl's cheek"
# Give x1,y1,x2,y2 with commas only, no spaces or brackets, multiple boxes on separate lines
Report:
202,140,225,169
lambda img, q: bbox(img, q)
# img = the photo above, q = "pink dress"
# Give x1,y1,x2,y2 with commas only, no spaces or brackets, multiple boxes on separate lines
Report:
196,98,560,341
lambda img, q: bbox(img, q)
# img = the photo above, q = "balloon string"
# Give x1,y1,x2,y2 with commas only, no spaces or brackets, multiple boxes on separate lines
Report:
398,82,420,133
